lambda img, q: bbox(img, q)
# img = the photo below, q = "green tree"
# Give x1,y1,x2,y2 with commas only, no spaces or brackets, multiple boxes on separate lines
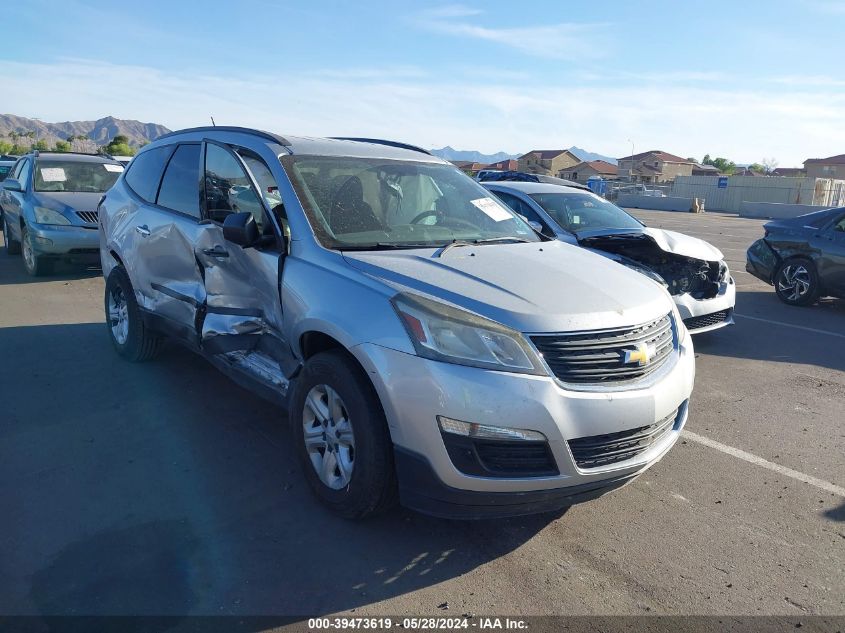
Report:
33,139,49,151
101,135,136,156
0,140,12,155
10,143,29,155
703,155,736,174
748,163,766,174
53,140,71,152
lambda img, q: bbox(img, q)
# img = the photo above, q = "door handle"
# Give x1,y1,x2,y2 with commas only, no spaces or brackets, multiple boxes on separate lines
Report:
202,246,229,258
135,225,150,237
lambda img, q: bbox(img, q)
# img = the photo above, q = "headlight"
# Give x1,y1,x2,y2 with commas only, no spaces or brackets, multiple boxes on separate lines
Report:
391,293,546,375
33,206,71,225
621,261,667,287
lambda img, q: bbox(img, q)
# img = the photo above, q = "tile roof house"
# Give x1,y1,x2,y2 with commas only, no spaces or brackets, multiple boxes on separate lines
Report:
691,163,721,176
482,158,518,171
803,154,845,179
558,160,618,183
451,160,485,174
770,167,805,178
617,150,694,183
517,149,581,175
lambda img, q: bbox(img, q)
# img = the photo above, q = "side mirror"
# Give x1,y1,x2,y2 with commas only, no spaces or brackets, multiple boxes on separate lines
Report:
527,220,544,233
222,211,259,248
3,179,21,192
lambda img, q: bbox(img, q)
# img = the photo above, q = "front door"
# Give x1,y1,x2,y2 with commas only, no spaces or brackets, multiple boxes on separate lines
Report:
195,140,288,360
816,212,845,295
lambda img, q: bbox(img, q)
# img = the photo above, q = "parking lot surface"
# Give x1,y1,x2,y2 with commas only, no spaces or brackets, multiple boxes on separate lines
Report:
0,210,843,618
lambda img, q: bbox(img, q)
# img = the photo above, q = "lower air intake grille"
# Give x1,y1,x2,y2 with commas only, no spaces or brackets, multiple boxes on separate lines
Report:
568,407,680,469
474,441,558,476
683,309,730,331
531,314,675,385
76,210,99,224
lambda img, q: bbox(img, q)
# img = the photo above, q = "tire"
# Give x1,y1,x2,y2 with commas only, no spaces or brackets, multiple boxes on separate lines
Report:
3,215,20,255
774,257,820,306
21,225,54,276
104,266,163,361
290,350,397,519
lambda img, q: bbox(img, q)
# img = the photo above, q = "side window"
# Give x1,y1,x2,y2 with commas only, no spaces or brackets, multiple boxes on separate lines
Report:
17,159,32,189
11,159,24,180
204,144,267,230
156,144,201,218
124,145,173,202
494,191,551,233
833,215,845,233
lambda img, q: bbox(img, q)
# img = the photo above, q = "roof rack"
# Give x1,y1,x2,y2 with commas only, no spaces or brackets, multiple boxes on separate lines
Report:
30,150,117,159
330,137,432,156
156,126,291,147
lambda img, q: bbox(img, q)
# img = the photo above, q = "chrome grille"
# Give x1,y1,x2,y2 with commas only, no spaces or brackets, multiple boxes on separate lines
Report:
568,406,680,469
76,210,99,224
531,314,675,385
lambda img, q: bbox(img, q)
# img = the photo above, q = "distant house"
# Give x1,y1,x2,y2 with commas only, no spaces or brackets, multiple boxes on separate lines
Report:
482,158,518,171
803,154,845,179
617,150,694,183
771,167,805,178
732,166,765,177
558,160,618,183
451,160,485,175
517,149,581,176
691,163,721,177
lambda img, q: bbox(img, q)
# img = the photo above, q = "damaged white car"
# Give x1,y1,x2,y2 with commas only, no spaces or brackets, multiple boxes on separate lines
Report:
484,181,735,333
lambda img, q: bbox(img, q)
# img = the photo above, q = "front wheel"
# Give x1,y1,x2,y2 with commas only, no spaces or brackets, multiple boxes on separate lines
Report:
104,266,163,361
3,216,20,255
21,226,53,276
774,258,820,306
290,350,397,519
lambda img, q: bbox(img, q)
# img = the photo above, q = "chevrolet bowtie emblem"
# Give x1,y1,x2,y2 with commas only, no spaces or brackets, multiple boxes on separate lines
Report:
623,342,654,366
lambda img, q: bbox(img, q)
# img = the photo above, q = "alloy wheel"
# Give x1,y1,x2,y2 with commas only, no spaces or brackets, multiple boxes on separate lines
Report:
777,264,811,302
22,229,35,271
108,285,130,345
302,384,356,490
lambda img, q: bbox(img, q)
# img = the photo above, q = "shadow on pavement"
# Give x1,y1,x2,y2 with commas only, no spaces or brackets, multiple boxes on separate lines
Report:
692,290,845,374
0,323,560,617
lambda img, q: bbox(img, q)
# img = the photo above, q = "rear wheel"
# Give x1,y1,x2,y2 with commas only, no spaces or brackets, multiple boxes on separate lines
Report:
290,350,397,519
2,216,20,255
104,266,163,361
21,226,54,276
774,258,820,306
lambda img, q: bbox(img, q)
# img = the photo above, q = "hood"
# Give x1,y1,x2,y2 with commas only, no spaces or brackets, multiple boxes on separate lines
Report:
34,192,103,214
578,227,723,261
342,240,674,333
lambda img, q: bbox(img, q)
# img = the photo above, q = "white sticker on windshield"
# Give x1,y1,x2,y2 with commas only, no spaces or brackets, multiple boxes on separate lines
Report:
40,167,67,182
103,164,124,172
471,197,512,222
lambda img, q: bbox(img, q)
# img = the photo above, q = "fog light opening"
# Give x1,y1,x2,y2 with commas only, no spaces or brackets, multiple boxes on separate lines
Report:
437,416,546,442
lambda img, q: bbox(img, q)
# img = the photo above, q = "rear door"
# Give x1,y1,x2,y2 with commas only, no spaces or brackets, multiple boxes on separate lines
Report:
125,143,207,340
195,140,288,358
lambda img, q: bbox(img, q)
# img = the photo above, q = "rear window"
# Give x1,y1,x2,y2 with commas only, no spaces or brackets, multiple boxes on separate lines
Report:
156,144,201,217
0,165,11,181
124,146,173,202
34,159,123,193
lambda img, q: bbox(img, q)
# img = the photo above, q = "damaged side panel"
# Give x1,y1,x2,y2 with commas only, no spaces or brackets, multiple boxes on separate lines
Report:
194,226,297,396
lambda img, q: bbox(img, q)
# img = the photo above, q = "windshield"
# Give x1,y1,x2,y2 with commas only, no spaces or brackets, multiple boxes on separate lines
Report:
285,156,539,249
34,159,123,193
530,192,644,233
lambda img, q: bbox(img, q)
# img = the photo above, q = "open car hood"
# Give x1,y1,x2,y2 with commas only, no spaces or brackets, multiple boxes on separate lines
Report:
577,227,723,262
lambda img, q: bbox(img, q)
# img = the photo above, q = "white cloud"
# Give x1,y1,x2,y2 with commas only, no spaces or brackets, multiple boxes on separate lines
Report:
1,58,843,166
413,7,611,60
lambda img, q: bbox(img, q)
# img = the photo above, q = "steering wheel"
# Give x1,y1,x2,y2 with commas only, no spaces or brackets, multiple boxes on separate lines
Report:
410,210,477,231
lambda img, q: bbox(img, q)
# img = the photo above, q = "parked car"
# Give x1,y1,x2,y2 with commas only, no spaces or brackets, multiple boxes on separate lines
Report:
474,169,501,181
0,151,124,275
0,159,15,182
746,207,845,305
99,127,695,519
110,155,134,167
484,181,735,333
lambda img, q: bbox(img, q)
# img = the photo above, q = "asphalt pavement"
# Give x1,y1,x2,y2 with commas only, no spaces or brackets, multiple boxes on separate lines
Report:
0,211,842,619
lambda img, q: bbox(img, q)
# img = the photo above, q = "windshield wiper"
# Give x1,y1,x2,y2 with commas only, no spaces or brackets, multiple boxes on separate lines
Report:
437,237,532,257
339,242,435,251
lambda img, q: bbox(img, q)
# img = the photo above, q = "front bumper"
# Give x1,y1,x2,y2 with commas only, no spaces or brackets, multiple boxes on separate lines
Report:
27,223,100,260
673,277,736,333
352,337,695,518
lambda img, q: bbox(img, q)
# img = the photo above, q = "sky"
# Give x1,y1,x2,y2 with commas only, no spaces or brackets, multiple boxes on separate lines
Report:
2,0,845,166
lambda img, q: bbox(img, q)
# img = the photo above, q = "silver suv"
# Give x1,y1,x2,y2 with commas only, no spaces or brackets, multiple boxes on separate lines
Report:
99,127,695,519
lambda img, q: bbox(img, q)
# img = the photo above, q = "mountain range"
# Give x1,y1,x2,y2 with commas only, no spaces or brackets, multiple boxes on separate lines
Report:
430,145,618,166
0,115,171,148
